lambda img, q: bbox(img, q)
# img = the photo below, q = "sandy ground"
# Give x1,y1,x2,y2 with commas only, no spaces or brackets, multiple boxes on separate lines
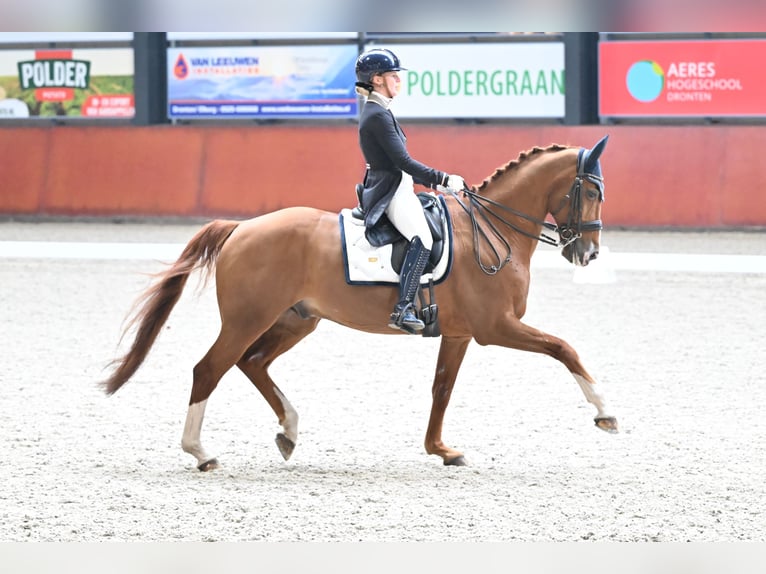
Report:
1,221,765,543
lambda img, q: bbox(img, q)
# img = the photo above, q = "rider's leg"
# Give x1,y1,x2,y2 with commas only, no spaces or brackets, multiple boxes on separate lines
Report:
385,174,433,332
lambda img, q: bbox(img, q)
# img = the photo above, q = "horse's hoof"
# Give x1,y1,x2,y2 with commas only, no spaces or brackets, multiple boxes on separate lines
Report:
197,458,220,472
444,455,468,466
595,416,619,434
275,433,295,461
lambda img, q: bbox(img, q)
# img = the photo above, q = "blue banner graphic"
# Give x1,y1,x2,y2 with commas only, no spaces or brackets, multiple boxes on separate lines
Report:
167,45,358,119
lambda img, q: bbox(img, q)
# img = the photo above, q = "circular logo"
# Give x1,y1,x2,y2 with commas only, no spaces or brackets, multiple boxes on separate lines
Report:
626,60,664,102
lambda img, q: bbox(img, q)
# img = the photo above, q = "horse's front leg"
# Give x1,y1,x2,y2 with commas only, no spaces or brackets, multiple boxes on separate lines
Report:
477,316,618,432
425,335,472,466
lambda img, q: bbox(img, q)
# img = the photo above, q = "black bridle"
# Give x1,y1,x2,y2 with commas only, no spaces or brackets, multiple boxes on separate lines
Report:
448,148,605,275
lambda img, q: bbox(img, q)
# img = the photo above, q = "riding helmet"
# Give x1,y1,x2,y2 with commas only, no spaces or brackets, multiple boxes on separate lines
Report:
355,48,406,87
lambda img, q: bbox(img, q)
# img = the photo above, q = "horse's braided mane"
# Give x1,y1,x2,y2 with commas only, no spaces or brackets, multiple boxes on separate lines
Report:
475,143,570,193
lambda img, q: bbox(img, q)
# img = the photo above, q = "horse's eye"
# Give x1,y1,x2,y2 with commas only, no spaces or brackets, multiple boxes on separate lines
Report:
586,188,599,201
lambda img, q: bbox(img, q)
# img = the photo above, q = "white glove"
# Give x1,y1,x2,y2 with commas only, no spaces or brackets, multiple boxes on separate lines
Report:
446,174,465,192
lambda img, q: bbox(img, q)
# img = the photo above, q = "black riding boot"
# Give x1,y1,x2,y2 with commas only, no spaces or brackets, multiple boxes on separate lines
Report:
388,236,431,333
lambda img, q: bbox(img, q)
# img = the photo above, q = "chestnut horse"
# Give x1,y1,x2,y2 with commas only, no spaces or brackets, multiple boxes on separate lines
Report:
101,136,617,470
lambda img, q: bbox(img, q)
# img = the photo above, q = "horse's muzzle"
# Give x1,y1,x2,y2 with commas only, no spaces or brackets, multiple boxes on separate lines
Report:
562,239,599,267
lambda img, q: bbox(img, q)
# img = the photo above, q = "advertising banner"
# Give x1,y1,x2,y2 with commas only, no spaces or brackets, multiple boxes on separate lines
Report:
599,40,766,117
367,42,565,119
167,45,358,119
0,48,135,119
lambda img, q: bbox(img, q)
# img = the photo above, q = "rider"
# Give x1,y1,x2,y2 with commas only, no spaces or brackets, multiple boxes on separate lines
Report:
354,47,465,333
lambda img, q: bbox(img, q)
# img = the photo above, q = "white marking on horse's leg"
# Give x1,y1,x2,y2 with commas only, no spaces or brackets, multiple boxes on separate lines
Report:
181,400,214,465
274,387,298,444
573,374,613,419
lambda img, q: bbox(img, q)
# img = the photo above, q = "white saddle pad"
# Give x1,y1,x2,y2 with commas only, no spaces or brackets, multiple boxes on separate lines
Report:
338,206,452,286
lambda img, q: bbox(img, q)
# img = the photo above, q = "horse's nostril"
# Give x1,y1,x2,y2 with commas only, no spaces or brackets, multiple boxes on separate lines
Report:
591,251,599,261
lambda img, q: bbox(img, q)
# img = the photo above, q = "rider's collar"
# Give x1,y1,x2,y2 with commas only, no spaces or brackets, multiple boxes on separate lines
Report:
368,91,392,110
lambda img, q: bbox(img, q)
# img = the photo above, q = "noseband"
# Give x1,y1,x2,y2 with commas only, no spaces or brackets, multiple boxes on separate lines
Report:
448,148,605,275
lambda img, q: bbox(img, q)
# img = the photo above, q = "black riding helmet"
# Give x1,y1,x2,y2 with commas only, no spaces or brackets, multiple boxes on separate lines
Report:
355,48,406,89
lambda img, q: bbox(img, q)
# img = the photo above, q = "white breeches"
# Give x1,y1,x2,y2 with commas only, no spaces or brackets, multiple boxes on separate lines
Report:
385,173,433,250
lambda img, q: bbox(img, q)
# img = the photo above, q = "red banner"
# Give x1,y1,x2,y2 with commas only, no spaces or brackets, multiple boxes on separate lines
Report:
599,40,766,117
82,95,135,117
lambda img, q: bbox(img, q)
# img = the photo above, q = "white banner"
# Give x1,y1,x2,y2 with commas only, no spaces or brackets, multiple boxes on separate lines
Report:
368,42,565,119
0,48,134,119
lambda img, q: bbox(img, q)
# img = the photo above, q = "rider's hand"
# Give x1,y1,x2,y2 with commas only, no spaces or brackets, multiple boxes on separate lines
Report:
447,174,465,192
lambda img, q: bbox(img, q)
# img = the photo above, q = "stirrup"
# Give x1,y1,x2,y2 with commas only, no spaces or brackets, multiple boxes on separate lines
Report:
388,306,425,333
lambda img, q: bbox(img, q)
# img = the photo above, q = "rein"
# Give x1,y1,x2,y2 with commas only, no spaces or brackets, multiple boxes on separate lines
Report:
448,149,605,275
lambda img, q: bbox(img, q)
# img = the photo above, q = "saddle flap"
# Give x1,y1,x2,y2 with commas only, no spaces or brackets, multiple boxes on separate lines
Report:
339,193,453,286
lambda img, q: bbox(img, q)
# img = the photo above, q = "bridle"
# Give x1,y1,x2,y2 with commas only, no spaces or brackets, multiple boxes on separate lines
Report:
448,148,605,275
550,148,605,246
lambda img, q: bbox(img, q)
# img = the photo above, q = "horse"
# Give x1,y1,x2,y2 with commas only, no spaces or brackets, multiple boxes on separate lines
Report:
101,135,617,470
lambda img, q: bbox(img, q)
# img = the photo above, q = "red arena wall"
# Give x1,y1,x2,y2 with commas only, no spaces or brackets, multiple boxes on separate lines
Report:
2,124,765,228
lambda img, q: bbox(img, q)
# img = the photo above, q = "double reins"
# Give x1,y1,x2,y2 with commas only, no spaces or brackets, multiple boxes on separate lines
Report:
447,148,605,275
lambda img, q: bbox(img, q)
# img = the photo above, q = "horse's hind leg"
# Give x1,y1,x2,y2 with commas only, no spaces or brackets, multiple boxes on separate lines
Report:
181,321,264,471
236,306,320,461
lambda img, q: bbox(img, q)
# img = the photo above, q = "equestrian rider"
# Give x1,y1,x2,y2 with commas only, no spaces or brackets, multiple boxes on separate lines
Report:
354,47,465,333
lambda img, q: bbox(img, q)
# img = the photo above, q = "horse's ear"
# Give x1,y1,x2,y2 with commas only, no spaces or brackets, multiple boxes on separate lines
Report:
583,135,609,172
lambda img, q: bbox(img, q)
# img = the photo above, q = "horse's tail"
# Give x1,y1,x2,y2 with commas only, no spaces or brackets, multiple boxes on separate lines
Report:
100,219,240,396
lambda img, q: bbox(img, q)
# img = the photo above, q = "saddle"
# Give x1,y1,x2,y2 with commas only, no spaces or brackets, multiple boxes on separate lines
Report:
351,183,446,274
340,184,453,337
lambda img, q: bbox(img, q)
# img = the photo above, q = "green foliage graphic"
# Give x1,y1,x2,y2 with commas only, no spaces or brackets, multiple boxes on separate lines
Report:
0,75,133,117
